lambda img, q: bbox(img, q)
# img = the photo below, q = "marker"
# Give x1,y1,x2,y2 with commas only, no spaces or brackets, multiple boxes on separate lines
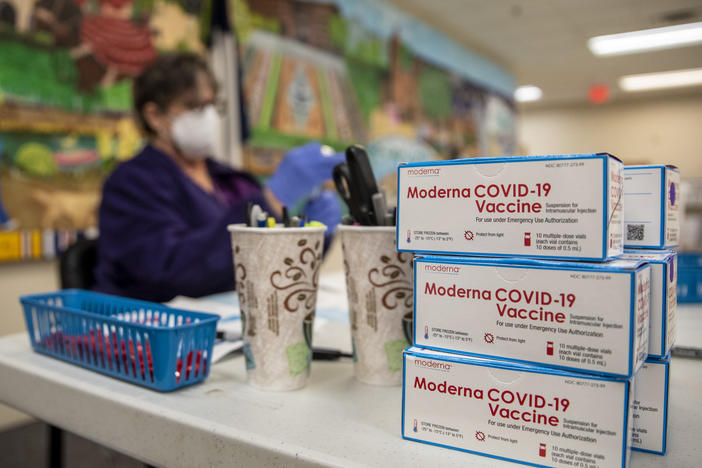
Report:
372,192,387,226
299,214,306,227
282,206,290,227
249,204,263,227
266,217,276,228
311,347,353,360
384,207,396,226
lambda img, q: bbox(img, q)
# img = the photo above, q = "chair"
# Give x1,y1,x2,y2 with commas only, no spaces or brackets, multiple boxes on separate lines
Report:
54,238,152,467
59,238,98,289
49,238,98,468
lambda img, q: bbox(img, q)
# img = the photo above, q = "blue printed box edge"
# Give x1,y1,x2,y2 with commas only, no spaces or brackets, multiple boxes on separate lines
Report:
396,153,621,262
623,165,680,250
412,255,648,378
402,346,633,468
632,355,670,455
623,249,677,358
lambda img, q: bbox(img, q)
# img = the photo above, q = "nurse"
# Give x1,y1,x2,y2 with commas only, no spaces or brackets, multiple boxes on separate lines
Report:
94,53,343,301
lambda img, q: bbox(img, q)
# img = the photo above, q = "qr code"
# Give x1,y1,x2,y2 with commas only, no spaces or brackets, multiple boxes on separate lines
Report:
627,224,645,241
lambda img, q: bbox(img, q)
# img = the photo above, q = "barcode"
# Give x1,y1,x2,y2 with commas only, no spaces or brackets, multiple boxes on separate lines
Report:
627,224,645,241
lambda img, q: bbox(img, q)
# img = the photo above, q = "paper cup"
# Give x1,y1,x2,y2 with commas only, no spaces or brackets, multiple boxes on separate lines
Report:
339,225,413,386
228,224,326,391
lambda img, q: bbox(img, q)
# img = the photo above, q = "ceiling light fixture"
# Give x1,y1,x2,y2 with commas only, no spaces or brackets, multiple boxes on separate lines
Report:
619,67,702,92
514,85,542,102
588,21,702,56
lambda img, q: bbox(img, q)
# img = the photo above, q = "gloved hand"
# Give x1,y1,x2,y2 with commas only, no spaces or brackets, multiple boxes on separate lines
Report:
302,189,342,237
266,142,344,207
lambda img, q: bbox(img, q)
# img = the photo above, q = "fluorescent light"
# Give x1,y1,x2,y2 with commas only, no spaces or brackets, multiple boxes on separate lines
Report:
619,67,702,92
589,21,702,56
514,85,542,102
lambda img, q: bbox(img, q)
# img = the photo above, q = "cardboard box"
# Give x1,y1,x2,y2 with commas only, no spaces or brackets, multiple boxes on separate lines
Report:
403,346,634,468
623,165,680,249
397,153,623,261
621,250,677,358
414,256,650,377
632,357,670,455
677,253,702,303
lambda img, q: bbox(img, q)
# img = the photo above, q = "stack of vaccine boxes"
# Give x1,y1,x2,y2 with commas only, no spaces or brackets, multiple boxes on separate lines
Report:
396,155,678,467
620,165,679,455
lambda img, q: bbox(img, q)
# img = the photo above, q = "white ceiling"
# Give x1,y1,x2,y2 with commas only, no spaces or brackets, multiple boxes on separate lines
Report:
386,0,702,106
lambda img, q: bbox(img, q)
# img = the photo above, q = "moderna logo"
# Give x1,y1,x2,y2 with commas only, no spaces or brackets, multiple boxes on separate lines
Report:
424,264,460,273
407,167,440,176
414,358,452,371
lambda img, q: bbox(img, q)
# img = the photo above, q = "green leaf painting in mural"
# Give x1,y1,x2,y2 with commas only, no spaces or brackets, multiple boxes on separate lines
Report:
99,81,133,112
399,43,414,71
15,143,58,177
346,59,383,121
342,19,387,68
328,14,346,50
0,39,132,113
230,0,280,42
419,66,452,120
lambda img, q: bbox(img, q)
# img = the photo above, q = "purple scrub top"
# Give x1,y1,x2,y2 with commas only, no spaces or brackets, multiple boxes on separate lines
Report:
94,144,271,302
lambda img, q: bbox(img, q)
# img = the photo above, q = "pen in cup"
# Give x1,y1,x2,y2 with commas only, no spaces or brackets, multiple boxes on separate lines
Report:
249,204,263,227
371,192,387,226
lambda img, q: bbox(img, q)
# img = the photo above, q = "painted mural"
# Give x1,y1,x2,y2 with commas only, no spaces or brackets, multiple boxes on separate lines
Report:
0,0,205,261
232,0,517,196
0,0,516,262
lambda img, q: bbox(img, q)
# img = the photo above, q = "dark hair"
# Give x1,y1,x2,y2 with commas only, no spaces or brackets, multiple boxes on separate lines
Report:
133,52,218,135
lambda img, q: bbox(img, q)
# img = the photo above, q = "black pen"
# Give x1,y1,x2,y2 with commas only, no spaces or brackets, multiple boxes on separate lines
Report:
312,347,353,360
671,346,702,359
282,206,290,227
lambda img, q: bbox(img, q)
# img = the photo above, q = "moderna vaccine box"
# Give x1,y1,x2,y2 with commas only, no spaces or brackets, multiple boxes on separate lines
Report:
414,256,650,377
402,347,635,468
623,165,680,249
397,153,624,261
620,250,677,358
632,356,670,455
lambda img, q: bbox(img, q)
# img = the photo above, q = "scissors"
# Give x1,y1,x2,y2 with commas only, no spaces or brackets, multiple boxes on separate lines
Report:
333,145,379,226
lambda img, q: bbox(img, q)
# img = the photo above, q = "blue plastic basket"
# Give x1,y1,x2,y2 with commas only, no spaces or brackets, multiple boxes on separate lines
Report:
20,290,219,392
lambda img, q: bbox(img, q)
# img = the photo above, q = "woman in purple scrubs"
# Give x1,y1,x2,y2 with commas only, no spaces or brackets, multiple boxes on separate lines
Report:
94,53,342,301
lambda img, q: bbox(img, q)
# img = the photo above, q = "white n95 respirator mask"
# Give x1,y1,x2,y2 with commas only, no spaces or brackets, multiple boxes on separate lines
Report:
171,105,221,159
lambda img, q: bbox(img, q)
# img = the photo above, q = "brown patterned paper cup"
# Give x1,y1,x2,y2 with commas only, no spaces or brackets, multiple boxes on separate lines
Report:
228,224,326,391
339,225,413,386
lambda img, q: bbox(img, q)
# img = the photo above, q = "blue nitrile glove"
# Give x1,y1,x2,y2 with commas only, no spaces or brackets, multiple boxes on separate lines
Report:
266,142,345,206
303,189,342,238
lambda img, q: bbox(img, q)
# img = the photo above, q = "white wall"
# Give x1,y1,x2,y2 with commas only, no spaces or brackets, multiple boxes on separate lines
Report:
0,261,58,430
519,93,702,177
